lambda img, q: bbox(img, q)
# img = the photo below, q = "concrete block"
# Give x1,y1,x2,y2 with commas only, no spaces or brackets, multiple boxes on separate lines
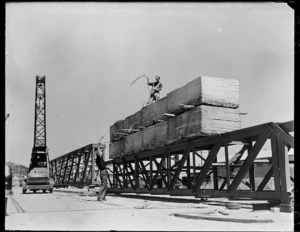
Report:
141,97,168,127
110,120,125,142
124,110,142,132
109,139,125,159
167,76,239,115
167,105,241,144
124,130,143,155
142,125,156,151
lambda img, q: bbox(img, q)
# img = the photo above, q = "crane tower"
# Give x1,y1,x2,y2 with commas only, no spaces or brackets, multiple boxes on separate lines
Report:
22,75,53,194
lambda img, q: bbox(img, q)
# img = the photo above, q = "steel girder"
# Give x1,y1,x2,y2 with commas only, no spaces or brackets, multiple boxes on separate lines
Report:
50,144,106,187
106,121,294,203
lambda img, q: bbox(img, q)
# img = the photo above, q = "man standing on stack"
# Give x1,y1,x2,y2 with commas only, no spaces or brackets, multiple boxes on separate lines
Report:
95,145,108,201
146,76,162,105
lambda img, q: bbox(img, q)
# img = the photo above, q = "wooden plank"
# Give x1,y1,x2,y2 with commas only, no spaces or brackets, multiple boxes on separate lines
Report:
124,130,143,155
109,139,125,159
141,97,168,127
167,76,239,115
110,120,125,142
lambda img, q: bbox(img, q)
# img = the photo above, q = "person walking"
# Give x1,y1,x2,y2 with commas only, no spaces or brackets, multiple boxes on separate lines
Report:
95,146,108,201
146,76,162,105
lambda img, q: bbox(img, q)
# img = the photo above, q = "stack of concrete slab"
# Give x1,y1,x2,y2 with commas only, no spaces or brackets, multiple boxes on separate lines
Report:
109,76,241,159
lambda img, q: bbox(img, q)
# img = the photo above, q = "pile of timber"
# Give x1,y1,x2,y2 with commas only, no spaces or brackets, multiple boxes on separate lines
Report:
109,76,241,159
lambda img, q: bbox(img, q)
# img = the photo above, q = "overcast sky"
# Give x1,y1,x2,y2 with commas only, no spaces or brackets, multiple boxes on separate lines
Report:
5,2,294,166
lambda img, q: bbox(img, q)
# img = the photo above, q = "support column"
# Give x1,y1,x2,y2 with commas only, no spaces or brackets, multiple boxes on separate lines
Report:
277,135,293,212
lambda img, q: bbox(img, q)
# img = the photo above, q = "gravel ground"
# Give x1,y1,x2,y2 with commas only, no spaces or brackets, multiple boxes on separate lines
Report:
5,187,294,231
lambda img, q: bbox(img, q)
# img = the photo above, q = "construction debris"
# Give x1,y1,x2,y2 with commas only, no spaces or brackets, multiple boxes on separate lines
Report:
226,203,242,210
196,203,208,208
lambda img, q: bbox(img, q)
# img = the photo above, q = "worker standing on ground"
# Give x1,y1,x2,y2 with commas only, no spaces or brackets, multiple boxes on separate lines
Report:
146,76,162,105
95,145,108,201
5,164,13,216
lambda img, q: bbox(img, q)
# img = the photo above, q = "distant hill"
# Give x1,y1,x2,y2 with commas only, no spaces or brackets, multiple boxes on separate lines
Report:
6,161,28,177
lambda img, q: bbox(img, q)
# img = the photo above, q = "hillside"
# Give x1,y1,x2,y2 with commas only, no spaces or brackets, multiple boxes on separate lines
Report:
6,161,28,177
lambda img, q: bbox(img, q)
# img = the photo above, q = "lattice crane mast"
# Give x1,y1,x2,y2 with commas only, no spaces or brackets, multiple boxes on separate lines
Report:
22,76,54,194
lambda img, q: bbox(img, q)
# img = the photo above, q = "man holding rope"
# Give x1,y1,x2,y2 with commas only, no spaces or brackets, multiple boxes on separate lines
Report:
146,76,162,105
95,145,108,202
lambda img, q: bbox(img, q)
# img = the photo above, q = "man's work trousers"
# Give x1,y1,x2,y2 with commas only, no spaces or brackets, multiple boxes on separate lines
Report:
97,169,108,200
147,91,160,105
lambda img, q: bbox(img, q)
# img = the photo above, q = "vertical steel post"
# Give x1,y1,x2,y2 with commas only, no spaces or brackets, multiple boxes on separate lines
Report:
91,147,95,185
150,156,153,188
135,157,139,189
62,155,70,184
270,134,282,194
81,150,90,184
68,153,75,184
74,150,82,184
276,135,292,204
248,140,255,191
224,140,230,190
213,155,218,190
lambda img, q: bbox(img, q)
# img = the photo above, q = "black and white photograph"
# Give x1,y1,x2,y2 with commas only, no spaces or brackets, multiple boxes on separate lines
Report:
5,2,294,231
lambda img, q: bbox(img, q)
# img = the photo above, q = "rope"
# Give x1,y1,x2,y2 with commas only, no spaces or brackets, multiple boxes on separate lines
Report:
99,130,109,143
130,74,149,86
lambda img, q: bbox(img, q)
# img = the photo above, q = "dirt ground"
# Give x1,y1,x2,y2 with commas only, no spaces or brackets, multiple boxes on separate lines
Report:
5,187,294,231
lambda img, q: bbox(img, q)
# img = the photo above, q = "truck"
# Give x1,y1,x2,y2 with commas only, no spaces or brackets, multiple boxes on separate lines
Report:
22,75,54,194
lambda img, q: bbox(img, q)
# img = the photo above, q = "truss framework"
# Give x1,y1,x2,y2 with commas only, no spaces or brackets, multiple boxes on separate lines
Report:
50,144,106,187
50,121,293,204
33,76,46,150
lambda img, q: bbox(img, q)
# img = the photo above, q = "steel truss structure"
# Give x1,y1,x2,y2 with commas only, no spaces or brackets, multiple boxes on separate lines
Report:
50,121,293,205
33,76,47,151
50,144,106,187
107,121,294,204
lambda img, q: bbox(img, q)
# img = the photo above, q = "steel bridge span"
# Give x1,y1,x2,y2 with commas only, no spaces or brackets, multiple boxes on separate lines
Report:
50,120,294,206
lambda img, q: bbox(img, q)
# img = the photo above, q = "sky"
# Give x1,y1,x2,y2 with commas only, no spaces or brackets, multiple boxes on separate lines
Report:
5,2,294,166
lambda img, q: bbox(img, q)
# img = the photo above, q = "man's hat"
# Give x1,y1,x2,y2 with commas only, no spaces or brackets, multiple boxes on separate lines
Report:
156,76,160,79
